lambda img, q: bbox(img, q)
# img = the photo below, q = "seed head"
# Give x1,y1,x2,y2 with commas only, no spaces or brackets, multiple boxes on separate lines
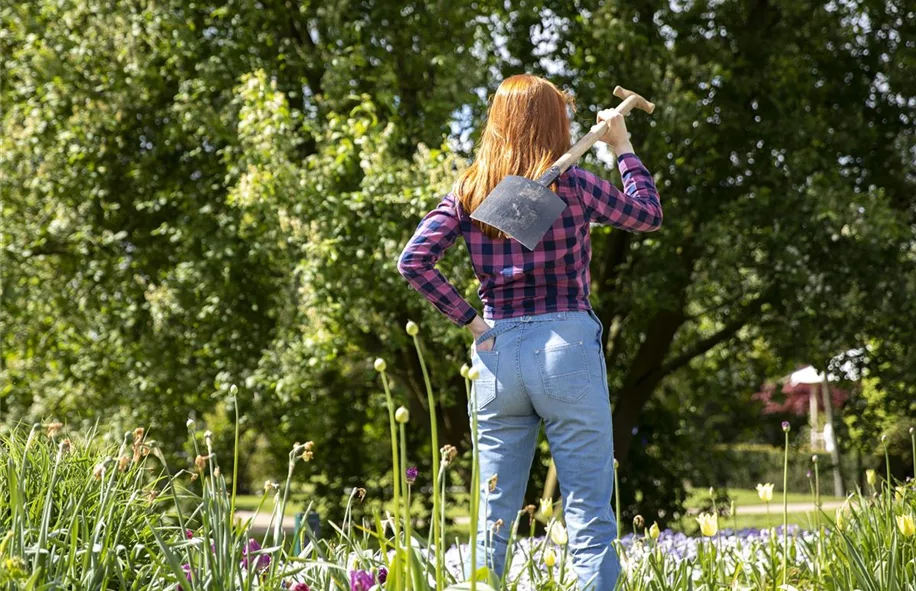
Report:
405,321,419,336
395,406,410,423
633,514,645,531
374,358,387,372
118,456,130,472
194,454,210,472
301,441,315,462
46,422,64,438
93,462,106,481
487,473,498,492
440,444,458,465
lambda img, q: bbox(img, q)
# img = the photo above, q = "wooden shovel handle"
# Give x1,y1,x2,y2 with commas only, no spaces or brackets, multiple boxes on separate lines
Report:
552,86,655,175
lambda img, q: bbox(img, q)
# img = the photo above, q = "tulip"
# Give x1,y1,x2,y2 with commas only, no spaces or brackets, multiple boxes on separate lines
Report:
897,514,916,537
649,522,660,540
756,482,774,503
539,498,554,519
696,512,718,537
548,521,568,546
543,548,557,568
866,469,876,487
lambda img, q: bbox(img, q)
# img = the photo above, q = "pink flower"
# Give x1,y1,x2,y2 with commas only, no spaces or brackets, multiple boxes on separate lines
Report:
241,538,271,571
176,563,192,591
291,584,310,591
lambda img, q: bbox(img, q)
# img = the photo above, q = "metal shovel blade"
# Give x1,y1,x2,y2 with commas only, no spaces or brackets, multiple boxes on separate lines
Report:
470,175,567,250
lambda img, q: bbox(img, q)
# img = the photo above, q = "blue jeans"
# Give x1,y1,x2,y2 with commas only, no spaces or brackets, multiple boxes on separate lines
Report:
467,310,619,591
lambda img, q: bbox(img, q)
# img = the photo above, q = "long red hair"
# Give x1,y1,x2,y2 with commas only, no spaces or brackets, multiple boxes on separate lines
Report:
456,74,574,238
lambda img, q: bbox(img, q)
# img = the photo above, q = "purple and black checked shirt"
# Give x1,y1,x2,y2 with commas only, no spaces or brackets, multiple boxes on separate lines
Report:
397,153,662,326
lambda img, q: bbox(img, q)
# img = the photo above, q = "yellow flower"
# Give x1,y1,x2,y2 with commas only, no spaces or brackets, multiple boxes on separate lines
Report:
543,548,557,568
395,407,410,423
649,522,660,540
696,512,718,537
895,486,906,501
548,521,568,546
539,498,554,519
866,469,876,487
835,506,848,531
756,483,774,503
897,514,916,537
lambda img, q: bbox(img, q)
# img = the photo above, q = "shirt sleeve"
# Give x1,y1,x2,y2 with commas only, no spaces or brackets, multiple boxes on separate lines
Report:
397,194,478,326
574,153,663,231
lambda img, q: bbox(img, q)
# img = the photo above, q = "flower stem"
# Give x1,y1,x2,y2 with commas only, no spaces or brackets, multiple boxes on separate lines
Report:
468,376,479,591
782,430,789,584
613,459,620,540
411,333,443,590
381,372,402,546
400,421,411,591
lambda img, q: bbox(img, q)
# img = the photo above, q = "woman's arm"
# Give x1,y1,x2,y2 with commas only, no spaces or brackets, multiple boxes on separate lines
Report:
397,194,479,327
576,109,662,231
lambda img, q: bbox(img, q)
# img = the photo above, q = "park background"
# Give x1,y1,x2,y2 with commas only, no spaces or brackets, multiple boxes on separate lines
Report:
2,0,915,538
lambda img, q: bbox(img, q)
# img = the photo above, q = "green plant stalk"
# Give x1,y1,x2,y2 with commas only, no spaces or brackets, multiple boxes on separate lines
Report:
614,460,621,540
400,421,412,591
911,429,916,479
381,372,402,546
411,333,444,590
782,430,789,584
230,390,240,532
469,376,480,591
814,458,822,575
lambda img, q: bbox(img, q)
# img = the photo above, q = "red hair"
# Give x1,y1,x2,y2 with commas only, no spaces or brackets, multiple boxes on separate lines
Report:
456,74,574,238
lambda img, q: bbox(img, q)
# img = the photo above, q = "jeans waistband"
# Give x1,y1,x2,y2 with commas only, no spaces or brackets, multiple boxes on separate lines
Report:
475,310,594,346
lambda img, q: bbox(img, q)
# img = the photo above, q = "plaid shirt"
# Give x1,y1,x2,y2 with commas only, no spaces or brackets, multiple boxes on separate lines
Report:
398,153,662,326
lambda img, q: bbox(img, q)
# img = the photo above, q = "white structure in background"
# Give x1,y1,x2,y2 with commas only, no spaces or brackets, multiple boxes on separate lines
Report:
785,348,863,498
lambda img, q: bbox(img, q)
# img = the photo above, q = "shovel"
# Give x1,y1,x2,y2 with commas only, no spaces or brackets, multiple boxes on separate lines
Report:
470,86,656,250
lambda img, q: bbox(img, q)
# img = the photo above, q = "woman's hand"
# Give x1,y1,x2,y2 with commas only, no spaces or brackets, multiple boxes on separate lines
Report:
467,315,495,352
597,109,634,155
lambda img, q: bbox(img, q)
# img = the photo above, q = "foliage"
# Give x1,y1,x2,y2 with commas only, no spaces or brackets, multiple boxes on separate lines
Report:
2,0,915,520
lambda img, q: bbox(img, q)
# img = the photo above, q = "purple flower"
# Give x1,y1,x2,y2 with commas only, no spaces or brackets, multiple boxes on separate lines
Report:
350,569,375,591
406,466,418,485
241,538,271,571
291,584,311,591
185,529,194,540
377,567,387,584
177,563,192,591
781,421,791,433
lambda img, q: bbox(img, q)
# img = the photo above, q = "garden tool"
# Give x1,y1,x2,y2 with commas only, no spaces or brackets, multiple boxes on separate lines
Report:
471,86,656,250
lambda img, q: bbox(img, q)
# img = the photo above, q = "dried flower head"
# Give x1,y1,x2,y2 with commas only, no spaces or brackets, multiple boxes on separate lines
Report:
264,480,279,492
633,514,645,531
301,441,315,462
492,518,504,533
133,428,145,444
46,422,64,438
440,444,458,465
118,456,130,472
93,463,106,481
488,473,498,492
356,487,367,502
61,438,72,454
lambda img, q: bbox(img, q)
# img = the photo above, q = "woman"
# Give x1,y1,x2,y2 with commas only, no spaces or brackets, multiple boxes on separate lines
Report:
397,74,662,590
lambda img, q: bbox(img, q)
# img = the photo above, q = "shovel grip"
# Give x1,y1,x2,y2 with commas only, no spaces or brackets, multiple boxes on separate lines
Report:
552,90,654,175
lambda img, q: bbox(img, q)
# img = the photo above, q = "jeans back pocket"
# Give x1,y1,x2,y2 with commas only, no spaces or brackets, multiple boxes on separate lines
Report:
537,341,591,403
469,350,499,413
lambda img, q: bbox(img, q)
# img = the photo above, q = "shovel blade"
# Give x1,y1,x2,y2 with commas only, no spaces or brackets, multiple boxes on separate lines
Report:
469,176,567,250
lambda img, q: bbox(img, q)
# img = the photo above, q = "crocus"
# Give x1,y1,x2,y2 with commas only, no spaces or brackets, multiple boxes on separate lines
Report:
898,514,916,537
756,483,774,503
350,569,375,591
406,466,418,485
696,513,718,537
241,538,270,571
